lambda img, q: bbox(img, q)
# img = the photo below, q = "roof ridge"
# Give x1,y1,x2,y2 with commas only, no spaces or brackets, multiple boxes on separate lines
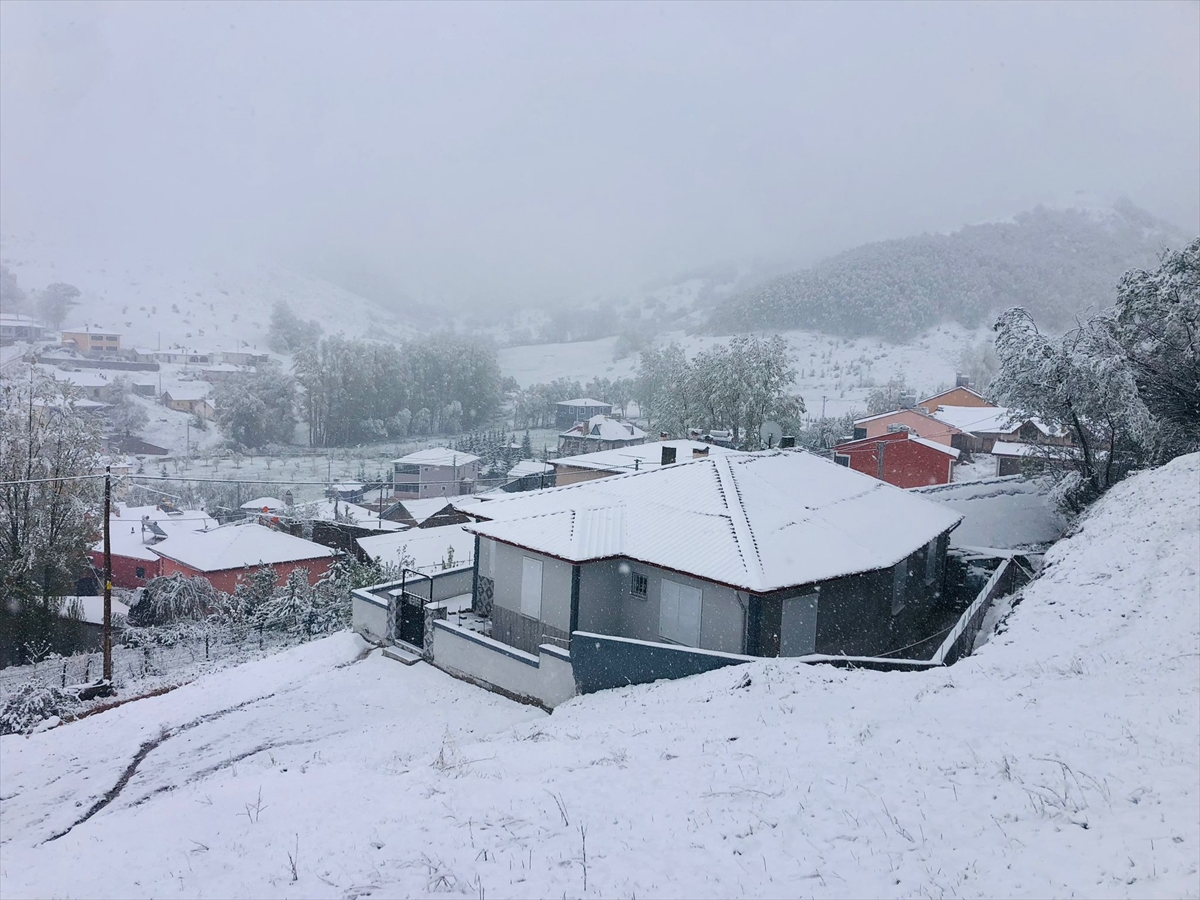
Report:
712,455,764,589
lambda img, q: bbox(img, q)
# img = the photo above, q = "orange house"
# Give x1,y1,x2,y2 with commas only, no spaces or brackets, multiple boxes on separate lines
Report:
151,522,337,594
852,408,967,447
919,386,995,409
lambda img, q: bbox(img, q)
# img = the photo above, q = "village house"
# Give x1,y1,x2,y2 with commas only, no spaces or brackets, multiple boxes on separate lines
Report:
919,381,996,410
198,363,252,383
149,348,215,365
356,523,477,575
551,440,743,486
50,369,123,402
0,313,46,344
161,387,215,420
852,408,968,448
833,431,960,488
504,459,556,492
88,503,219,589
925,405,1069,454
557,414,647,455
150,522,338,593
392,448,483,500
555,398,612,431
460,450,961,661
61,326,122,356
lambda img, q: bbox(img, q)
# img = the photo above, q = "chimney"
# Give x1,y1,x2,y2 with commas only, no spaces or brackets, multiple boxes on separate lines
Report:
692,446,710,459
876,442,887,480
779,435,796,449
661,446,677,466
955,373,971,388
898,393,917,409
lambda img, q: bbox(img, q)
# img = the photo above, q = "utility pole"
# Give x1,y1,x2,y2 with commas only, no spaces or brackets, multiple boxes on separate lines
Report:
822,396,827,418
102,466,113,682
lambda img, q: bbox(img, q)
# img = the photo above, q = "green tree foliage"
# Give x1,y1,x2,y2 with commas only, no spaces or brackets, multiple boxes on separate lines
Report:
294,334,502,446
714,203,1184,340
213,369,299,449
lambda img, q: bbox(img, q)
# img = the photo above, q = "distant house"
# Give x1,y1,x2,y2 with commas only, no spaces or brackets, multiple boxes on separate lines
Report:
153,349,215,364
216,349,271,366
162,388,215,420
927,405,1069,454
504,459,556,493
833,431,959,488
460,450,962,660
89,503,219,589
852,408,968,449
199,363,251,383
919,385,995,410
131,379,158,398
151,522,338,593
551,440,743,487
0,314,45,344
51,369,122,402
555,398,612,431
558,415,647,455
392,448,483,500
61,326,122,356
991,441,1079,477
386,497,472,528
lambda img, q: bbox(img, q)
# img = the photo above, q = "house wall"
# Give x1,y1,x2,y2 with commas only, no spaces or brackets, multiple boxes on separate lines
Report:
858,410,959,446
836,438,955,488
480,538,572,654
90,551,159,589
395,461,483,500
351,591,390,643
157,556,333,595
551,464,611,487
429,620,576,708
578,557,746,654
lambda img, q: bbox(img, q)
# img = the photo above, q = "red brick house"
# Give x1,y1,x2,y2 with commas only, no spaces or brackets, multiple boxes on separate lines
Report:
151,522,338,594
833,431,959,488
88,504,220,590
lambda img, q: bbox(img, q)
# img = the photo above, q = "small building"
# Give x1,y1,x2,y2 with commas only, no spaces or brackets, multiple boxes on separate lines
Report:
551,440,743,487
0,314,46,344
461,449,962,660
392,448,483,500
89,503,219,589
109,434,170,456
504,459,556,493
919,384,996,410
991,441,1080,477
198,363,251,383
61,326,122,356
162,387,215,420
833,431,959,488
131,379,158,398
555,398,612,431
50,369,122,402
216,349,271,366
852,408,968,449
356,523,477,574
151,522,338,594
557,415,647,455
928,406,1069,454
385,497,472,528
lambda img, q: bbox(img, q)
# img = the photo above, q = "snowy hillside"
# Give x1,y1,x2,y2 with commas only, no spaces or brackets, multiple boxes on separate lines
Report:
711,200,1188,339
0,234,421,351
2,455,1197,898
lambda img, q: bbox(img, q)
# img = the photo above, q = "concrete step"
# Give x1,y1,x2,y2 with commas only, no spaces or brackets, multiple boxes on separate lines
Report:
382,643,423,665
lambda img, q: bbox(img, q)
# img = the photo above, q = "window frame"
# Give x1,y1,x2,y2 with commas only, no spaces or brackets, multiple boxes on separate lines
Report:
520,556,543,619
631,570,648,599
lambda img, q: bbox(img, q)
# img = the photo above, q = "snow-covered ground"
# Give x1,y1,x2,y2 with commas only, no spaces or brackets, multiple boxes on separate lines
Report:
2,456,1197,899
499,324,993,420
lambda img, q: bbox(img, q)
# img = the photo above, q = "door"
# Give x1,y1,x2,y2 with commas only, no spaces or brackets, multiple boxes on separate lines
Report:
780,593,818,656
398,595,425,648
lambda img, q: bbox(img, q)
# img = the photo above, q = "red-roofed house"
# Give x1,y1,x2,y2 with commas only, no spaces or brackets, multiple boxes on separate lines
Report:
151,522,337,593
833,431,960,488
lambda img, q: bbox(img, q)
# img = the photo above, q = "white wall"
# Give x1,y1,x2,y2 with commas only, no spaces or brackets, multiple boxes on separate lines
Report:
352,593,389,643
486,538,572,633
429,620,576,708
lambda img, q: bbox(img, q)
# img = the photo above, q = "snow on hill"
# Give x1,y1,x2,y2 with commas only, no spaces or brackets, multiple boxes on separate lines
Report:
2,455,1196,898
0,233,420,351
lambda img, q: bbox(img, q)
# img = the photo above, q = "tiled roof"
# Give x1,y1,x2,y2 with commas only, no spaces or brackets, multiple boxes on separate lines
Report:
463,450,962,594
152,523,335,572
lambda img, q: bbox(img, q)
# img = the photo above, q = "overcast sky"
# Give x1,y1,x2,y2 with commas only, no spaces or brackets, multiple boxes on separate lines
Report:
1,0,1197,308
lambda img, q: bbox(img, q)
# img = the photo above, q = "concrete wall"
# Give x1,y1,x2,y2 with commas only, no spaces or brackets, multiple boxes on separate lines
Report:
551,464,610,487
351,567,474,645
577,558,747,654
572,631,752,694
352,590,389,643
429,620,576,708
485,539,572,632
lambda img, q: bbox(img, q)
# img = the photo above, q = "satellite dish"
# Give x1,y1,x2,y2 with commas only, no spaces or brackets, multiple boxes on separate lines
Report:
759,420,783,449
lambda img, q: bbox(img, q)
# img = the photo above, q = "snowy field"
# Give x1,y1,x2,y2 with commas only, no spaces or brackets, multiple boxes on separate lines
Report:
2,454,1197,899
499,324,993,420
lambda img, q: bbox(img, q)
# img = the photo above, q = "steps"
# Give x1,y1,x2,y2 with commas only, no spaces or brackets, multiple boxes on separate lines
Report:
381,643,423,665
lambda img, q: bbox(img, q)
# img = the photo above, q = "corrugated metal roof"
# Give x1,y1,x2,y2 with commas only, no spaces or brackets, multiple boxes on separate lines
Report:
391,447,482,466
463,450,963,593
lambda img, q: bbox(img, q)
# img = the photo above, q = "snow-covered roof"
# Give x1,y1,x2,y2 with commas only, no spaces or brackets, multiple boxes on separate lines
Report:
151,522,336,572
58,596,131,625
392,447,482,466
50,369,110,388
289,498,406,531
396,497,457,524
910,436,961,458
557,398,610,407
240,496,285,510
853,408,950,427
553,440,744,475
508,459,555,479
162,386,211,402
464,450,963,594
114,503,218,532
0,313,43,325
929,405,1061,437
920,386,993,406
991,441,1078,460
560,415,646,442
356,524,476,572
61,325,121,336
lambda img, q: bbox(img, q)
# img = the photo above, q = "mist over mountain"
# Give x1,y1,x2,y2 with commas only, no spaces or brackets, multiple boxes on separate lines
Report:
709,200,1189,340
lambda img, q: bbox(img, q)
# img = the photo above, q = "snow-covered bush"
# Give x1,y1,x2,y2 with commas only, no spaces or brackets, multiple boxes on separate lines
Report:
0,681,79,735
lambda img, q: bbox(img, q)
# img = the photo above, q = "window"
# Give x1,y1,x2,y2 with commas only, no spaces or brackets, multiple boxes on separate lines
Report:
394,464,420,476
135,566,146,579
631,571,648,598
834,453,850,467
892,559,907,615
659,578,702,646
924,540,939,585
521,556,543,618
395,482,419,494
853,427,867,440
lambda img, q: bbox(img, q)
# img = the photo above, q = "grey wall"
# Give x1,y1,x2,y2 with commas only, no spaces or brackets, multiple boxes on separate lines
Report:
479,537,572,642
577,557,747,654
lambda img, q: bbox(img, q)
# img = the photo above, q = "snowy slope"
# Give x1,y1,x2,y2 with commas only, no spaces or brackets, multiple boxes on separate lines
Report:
2,456,1197,899
1,233,419,351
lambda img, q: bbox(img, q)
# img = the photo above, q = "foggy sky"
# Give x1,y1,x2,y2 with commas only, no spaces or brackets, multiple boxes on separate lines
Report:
1,0,1197,309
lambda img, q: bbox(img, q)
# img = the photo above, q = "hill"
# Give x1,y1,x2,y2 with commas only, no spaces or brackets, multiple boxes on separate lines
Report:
2,453,1196,897
710,200,1189,339
0,233,423,352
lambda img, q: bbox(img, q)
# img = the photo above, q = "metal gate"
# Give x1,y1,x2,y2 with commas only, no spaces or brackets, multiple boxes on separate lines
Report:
392,569,433,649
